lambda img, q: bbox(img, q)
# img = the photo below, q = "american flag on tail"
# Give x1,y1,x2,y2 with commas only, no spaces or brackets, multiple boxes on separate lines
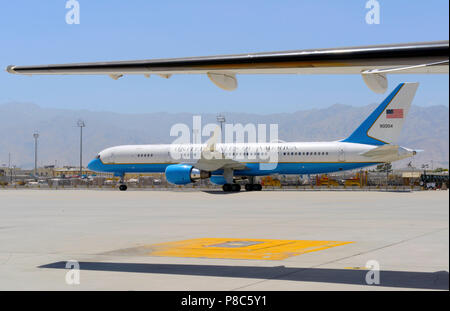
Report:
386,109,403,119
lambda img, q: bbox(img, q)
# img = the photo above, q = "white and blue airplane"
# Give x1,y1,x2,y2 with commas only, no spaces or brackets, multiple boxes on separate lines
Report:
88,83,420,192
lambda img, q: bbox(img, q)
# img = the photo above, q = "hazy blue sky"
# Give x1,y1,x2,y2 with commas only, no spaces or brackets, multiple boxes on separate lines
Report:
0,1,448,114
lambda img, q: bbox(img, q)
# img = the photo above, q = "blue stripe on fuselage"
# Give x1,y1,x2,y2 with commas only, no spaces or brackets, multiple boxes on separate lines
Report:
88,158,379,176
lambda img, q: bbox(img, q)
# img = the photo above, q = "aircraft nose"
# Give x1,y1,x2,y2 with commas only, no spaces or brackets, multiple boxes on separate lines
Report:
87,158,102,171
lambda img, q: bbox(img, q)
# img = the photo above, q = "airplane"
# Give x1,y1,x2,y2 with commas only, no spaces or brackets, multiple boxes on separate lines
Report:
6,41,448,94
87,82,420,192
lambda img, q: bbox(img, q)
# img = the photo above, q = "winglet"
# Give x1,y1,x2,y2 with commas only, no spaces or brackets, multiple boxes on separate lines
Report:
6,65,16,74
204,125,221,152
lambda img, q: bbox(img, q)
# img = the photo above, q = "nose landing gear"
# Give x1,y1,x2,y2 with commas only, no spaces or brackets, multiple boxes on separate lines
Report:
117,174,127,191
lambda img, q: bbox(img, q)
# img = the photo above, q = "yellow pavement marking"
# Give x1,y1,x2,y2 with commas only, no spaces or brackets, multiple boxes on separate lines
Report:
147,238,353,260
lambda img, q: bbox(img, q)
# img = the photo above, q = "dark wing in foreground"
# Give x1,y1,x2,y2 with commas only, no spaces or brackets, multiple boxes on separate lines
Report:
6,41,449,93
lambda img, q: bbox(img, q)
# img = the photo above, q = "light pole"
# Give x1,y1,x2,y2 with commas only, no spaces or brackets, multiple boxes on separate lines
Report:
8,152,11,183
216,114,225,142
421,164,429,189
77,120,85,178
33,132,39,179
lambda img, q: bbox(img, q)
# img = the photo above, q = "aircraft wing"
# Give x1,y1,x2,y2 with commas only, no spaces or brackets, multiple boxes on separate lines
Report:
194,157,247,172
6,40,448,93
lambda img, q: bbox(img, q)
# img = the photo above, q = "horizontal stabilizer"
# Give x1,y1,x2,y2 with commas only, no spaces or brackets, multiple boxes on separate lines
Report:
361,144,399,157
361,145,416,162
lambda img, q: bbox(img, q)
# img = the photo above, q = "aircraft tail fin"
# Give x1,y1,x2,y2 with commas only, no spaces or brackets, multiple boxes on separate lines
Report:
341,82,419,145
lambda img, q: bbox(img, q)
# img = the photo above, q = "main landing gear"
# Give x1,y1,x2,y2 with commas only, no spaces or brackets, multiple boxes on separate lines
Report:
221,170,262,192
244,184,262,191
222,183,262,192
244,176,262,191
222,183,241,192
221,168,241,192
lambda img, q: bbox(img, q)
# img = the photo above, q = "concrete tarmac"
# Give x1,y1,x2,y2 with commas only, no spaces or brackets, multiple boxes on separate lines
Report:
0,189,448,290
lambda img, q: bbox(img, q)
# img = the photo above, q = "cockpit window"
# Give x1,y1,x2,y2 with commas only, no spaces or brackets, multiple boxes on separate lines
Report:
96,154,100,159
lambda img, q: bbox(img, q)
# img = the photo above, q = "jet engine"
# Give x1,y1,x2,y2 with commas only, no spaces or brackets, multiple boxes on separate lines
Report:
165,164,210,185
